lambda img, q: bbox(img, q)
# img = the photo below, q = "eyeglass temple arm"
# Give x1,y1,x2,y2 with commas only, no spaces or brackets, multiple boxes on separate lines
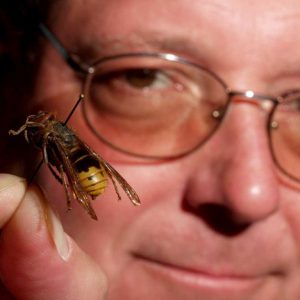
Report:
38,23,91,74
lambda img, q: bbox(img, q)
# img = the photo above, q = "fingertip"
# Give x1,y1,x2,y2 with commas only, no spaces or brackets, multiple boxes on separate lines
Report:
0,173,27,193
0,173,27,227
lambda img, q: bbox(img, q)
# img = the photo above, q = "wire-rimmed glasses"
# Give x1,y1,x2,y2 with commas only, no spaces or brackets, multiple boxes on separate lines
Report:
39,23,300,183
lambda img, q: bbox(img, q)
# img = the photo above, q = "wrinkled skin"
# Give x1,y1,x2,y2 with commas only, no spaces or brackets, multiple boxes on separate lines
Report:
1,1,300,299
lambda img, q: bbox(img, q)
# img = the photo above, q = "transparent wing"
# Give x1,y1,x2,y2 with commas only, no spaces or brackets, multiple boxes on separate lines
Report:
101,158,141,206
49,137,98,220
77,139,141,206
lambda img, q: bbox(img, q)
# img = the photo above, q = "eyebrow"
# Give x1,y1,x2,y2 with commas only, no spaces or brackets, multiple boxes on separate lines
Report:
85,31,300,81
56,23,300,87
40,22,213,73
85,30,209,64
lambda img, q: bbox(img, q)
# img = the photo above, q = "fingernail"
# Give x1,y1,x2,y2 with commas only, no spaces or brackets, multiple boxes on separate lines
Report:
43,201,70,261
22,186,71,261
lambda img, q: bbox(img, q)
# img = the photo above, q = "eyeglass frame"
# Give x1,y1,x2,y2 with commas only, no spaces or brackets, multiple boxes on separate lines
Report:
37,22,300,184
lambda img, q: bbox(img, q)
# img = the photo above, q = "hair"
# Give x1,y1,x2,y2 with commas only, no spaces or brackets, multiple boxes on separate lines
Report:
0,0,53,29
0,0,58,72
0,0,56,43
0,1,63,172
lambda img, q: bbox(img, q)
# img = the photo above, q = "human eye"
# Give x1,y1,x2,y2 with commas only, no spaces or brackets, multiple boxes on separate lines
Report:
286,98,300,112
119,68,172,90
99,67,174,93
88,57,201,118
271,90,300,131
278,90,300,113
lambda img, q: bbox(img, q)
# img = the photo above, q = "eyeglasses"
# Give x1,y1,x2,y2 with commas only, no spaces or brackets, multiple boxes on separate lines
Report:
39,23,300,183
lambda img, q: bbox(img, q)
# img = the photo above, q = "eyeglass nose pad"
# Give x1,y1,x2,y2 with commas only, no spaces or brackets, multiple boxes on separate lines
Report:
228,90,276,111
229,90,257,99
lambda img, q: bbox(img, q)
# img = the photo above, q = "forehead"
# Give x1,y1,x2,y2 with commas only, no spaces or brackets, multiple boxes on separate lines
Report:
51,0,300,88
53,1,300,52
55,0,300,35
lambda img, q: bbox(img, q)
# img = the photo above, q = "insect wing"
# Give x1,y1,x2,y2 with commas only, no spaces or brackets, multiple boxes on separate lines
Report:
51,139,98,220
100,159,141,206
77,139,141,206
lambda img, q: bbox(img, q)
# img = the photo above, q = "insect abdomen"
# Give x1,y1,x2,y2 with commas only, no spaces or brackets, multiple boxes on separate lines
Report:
78,165,108,197
69,146,108,198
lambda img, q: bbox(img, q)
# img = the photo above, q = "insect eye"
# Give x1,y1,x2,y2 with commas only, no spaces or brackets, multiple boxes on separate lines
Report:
29,112,53,123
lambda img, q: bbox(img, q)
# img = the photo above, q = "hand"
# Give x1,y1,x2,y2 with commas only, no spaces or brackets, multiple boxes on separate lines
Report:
0,174,107,300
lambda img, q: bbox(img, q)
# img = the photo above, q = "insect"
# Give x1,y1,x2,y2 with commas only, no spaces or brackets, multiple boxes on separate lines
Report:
9,105,141,220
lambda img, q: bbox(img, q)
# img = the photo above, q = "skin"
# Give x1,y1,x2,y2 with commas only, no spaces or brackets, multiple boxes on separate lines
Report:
1,0,300,299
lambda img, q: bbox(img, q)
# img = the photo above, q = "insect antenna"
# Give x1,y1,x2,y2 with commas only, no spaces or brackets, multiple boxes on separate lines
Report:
29,94,85,183
63,94,84,125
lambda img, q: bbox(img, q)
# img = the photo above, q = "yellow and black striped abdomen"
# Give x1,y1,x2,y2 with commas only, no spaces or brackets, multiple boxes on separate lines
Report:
78,164,108,197
69,145,108,198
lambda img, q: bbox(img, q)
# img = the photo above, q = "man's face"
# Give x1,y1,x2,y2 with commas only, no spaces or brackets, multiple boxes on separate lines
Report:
28,0,300,299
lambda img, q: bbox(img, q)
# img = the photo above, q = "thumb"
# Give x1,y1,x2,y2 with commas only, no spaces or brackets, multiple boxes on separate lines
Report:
0,177,107,300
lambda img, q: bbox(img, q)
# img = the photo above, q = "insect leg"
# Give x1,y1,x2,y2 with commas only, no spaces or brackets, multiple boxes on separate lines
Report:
8,118,45,136
105,170,122,201
43,141,75,213
43,141,64,184
28,133,52,183
8,124,28,136
24,130,30,143
58,164,72,211
41,132,53,165
47,164,63,184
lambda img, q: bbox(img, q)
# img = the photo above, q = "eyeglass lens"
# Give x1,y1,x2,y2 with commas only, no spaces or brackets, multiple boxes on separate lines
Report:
82,55,227,157
81,54,300,183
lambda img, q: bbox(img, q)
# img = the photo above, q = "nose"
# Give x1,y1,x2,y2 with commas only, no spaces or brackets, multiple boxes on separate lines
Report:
185,98,280,224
